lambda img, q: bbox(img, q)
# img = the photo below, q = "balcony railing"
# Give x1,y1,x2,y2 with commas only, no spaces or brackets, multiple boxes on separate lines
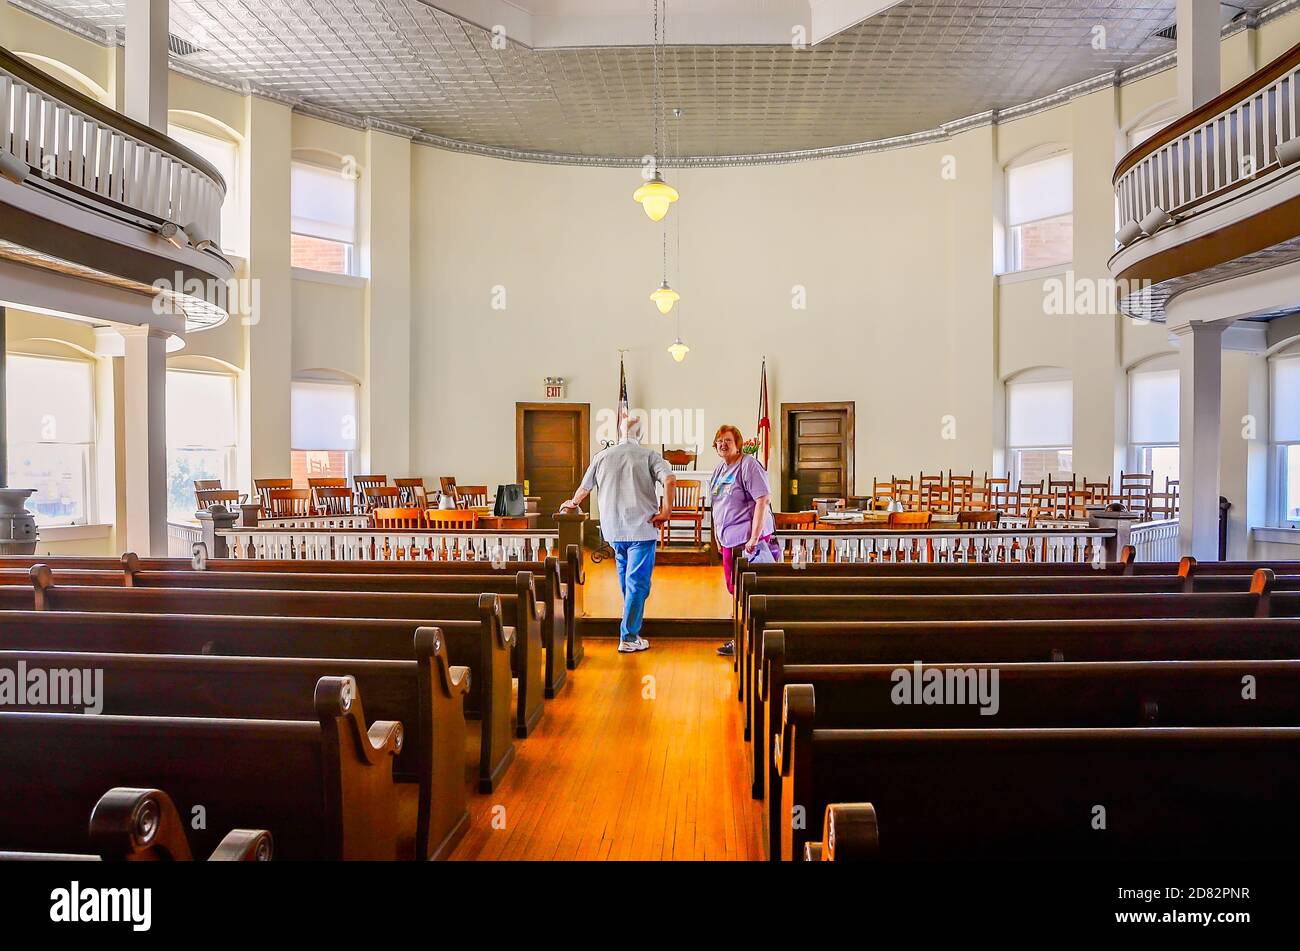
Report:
1115,41,1300,235
1,47,225,247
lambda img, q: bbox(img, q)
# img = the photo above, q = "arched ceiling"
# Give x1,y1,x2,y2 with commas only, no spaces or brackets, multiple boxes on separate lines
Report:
18,0,1283,162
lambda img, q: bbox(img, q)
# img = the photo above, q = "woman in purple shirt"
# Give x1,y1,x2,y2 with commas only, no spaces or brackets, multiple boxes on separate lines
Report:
710,424,780,656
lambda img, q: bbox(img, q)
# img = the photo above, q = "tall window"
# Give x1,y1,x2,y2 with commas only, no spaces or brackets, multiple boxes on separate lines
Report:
291,161,357,275
1129,364,1180,490
1273,355,1300,526
1007,374,1073,484
1007,152,1073,272
6,354,96,527
168,125,244,257
166,370,238,523
291,380,358,486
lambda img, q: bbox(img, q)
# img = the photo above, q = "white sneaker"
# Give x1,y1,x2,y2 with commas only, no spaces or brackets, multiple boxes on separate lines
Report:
617,637,650,653
636,637,650,650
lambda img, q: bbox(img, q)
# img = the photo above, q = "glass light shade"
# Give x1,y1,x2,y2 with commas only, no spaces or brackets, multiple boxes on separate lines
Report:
633,175,679,222
650,282,680,314
667,337,690,363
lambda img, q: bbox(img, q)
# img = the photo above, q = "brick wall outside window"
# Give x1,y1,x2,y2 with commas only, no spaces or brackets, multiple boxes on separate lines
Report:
291,234,350,274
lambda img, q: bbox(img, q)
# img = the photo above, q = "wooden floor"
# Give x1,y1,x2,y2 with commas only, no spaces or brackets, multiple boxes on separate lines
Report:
449,638,764,860
584,561,733,619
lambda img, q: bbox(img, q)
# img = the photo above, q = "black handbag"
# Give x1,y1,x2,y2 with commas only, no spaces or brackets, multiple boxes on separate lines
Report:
493,483,526,517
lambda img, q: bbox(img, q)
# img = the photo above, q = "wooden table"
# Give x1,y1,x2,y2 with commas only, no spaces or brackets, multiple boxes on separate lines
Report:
472,511,541,530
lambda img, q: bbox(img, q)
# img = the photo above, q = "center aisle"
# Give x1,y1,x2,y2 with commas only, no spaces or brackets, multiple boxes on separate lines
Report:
449,639,764,861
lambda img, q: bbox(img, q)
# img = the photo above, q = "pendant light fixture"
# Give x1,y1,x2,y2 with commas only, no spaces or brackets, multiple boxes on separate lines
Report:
667,337,690,363
633,0,678,222
650,233,679,314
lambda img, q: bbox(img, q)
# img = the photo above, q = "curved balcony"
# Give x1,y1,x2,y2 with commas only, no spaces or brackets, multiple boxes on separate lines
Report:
0,46,233,332
1110,42,1300,323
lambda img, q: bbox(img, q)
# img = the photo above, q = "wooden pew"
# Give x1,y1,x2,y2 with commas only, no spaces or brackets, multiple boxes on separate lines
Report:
0,677,404,860
734,563,1300,697
739,576,1292,740
761,651,1300,855
0,788,272,861
17,567,545,740
0,544,588,673
802,804,878,862
114,559,572,701
775,686,1300,860
0,605,515,794
0,630,470,861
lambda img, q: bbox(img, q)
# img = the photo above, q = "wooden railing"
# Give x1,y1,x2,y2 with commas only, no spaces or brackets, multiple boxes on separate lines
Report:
1,47,225,245
219,527,560,564
773,526,1117,566
1115,41,1300,232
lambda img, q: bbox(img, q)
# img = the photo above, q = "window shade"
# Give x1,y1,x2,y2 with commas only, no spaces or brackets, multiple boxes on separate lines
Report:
291,381,358,451
1130,368,1180,444
291,162,356,243
5,355,94,444
1008,378,1072,447
1275,357,1300,443
1008,153,1073,226
167,370,237,448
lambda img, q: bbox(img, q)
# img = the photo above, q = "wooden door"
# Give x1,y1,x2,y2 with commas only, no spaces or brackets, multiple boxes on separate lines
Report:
781,402,854,512
516,403,590,528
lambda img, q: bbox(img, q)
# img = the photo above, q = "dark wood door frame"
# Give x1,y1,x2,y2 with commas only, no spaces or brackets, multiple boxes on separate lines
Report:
515,401,591,495
779,401,855,511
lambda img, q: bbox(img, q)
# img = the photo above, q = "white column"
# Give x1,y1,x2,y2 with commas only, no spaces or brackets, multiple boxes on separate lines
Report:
1173,320,1227,560
121,325,169,556
124,0,169,132
1176,0,1220,113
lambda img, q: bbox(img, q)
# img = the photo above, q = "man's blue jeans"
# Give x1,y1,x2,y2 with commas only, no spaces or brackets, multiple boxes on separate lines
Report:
612,539,657,642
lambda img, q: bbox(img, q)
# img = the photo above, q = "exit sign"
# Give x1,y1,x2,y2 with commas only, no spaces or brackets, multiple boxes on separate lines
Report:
544,377,566,399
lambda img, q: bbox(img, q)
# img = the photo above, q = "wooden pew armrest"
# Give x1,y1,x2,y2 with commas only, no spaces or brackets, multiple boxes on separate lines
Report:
821,804,880,862
208,829,274,861
315,676,403,766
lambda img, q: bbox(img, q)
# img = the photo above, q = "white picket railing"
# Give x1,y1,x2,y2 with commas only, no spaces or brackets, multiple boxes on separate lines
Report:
1129,518,1180,562
773,527,1117,566
219,528,560,564
1,51,225,244
255,516,372,531
167,521,203,558
1116,56,1300,229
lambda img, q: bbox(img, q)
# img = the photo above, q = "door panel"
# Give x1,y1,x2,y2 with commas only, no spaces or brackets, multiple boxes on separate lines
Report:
517,404,589,529
783,405,852,511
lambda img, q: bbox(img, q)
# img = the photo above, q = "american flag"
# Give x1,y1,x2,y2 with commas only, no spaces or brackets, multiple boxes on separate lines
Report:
617,351,629,438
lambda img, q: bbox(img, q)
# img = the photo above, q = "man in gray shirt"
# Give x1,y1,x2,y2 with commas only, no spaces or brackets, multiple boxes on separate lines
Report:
559,417,675,652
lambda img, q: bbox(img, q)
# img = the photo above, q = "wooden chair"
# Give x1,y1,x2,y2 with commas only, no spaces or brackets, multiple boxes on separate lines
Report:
1151,478,1179,519
948,470,975,491
918,471,944,507
312,486,355,516
887,511,932,529
1015,480,1043,517
660,480,704,546
394,478,428,509
1083,477,1113,505
265,488,312,518
774,511,817,531
372,507,426,530
1066,489,1092,520
870,478,894,509
193,479,223,493
253,479,293,512
353,475,389,511
194,488,245,512
895,487,923,512
307,477,347,512
1118,471,1154,520
662,446,699,471
455,485,489,509
425,509,479,530
363,486,401,513
891,475,914,494
439,477,459,498
956,510,999,528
